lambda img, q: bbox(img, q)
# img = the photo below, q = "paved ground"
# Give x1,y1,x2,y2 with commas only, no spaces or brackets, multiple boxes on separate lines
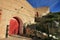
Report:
0,35,32,40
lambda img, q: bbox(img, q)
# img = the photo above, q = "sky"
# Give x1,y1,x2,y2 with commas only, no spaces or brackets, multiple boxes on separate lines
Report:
27,0,60,12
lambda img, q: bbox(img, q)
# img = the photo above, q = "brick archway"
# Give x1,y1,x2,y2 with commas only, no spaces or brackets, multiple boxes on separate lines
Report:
8,17,23,36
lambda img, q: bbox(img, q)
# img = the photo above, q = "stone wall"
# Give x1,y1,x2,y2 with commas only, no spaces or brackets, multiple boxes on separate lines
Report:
34,7,50,17
0,0,35,38
0,0,50,38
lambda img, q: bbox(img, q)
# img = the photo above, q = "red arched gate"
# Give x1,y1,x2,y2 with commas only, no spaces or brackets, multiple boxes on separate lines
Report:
8,17,23,36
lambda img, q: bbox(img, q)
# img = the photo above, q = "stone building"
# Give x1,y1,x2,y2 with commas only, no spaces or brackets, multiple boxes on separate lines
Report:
0,0,49,38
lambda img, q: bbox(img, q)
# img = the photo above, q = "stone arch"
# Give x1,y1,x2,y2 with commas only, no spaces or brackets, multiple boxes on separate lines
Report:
8,16,23,36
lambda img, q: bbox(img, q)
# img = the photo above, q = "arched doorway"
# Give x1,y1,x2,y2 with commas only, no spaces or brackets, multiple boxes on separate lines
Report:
8,17,23,36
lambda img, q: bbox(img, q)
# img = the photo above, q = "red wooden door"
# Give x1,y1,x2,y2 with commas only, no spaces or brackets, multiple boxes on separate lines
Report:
8,18,19,36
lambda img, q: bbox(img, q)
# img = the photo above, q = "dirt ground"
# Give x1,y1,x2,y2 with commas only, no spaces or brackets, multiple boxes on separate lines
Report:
0,35,32,40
